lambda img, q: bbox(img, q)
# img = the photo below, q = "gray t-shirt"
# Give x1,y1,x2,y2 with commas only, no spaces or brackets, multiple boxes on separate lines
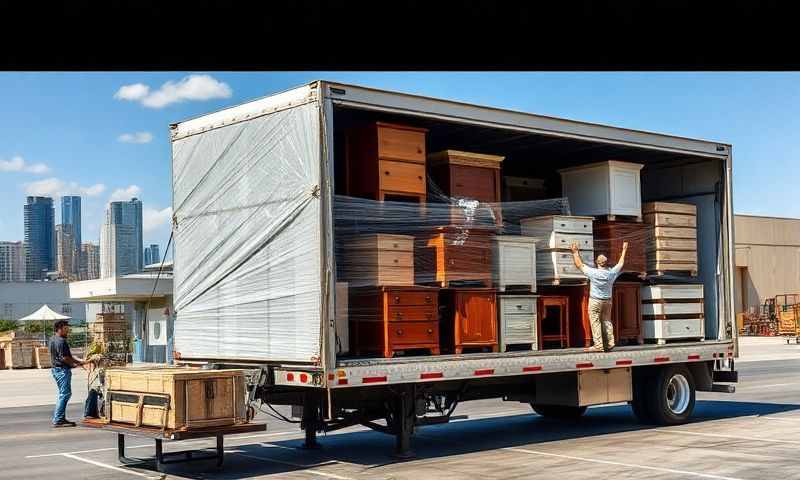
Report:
580,263,622,300
49,335,73,369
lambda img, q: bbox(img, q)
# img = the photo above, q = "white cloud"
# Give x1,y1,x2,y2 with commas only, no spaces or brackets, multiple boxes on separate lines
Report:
0,155,51,174
109,185,142,202
117,132,153,144
23,177,106,197
114,75,232,109
114,83,150,101
143,207,173,233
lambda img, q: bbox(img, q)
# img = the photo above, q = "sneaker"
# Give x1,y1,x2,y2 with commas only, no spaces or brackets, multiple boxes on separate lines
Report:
52,420,77,428
583,346,603,353
606,344,616,351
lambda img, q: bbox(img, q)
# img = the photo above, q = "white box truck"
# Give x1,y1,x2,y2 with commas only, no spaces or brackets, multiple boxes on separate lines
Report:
169,80,738,457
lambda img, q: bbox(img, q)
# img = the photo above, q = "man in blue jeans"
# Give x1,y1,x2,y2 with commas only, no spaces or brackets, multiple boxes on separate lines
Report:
50,319,86,427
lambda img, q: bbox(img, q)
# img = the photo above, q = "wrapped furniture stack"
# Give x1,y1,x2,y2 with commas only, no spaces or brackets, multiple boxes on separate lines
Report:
643,202,698,276
641,284,704,343
520,215,594,285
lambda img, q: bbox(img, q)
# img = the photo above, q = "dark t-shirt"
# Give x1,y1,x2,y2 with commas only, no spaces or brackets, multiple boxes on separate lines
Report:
49,335,73,369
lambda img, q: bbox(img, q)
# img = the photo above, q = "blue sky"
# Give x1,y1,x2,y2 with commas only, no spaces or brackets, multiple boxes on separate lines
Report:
1,72,797,254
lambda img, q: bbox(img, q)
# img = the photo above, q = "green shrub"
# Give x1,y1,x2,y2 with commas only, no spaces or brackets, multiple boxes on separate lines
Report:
0,319,18,332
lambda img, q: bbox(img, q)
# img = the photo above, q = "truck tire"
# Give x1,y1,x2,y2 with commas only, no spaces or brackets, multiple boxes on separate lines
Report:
630,375,653,424
647,365,696,425
531,405,588,419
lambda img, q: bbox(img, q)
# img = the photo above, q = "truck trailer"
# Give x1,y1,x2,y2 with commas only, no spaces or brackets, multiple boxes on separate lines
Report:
168,80,738,457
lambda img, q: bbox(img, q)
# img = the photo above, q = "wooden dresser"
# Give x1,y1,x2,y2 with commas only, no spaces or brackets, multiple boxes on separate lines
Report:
415,227,494,288
339,234,415,287
428,150,504,224
520,215,594,285
643,202,698,276
440,288,498,354
593,220,647,276
492,235,536,292
345,122,429,203
498,295,538,352
349,286,440,358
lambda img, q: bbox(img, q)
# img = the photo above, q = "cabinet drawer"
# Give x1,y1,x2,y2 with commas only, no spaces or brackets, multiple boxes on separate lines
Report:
446,247,491,272
348,234,414,253
388,305,437,322
386,290,437,306
377,124,426,163
550,232,593,251
644,212,697,228
500,297,537,315
451,166,498,202
551,250,593,266
552,216,593,233
379,160,426,194
642,302,704,316
388,321,439,345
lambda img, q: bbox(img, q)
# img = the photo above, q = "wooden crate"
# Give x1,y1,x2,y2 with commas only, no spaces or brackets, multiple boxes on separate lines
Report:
0,333,40,369
35,346,51,368
643,202,698,276
105,367,248,431
90,312,129,344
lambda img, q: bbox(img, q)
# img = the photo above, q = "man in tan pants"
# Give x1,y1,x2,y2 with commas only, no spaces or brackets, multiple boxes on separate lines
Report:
570,241,628,352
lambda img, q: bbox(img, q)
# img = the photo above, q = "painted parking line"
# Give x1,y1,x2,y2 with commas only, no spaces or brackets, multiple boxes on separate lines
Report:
758,415,800,423
61,453,162,479
504,447,745,480
233,451,355,480
656,429,800,445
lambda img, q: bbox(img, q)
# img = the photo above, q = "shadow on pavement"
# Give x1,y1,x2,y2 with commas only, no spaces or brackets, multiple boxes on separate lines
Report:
149,399,800,478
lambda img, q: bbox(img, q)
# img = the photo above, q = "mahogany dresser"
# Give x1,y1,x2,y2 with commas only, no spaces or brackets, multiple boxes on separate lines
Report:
348,285,440,358
427,150,505,225
415,227,494,288
339,234,415,287
345,122,429,203
593,220,647,276
439,288,498,354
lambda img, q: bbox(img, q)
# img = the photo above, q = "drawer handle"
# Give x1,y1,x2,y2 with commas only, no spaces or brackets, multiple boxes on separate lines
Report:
425,296,431,303
393,243,399,248
685,326,691,330
455,183,464,188
426,313,432,320
396,329,403,335
560,223,566,227
395,312,403,318
516,304,523,309
417,147,423,154
427,328,433,334
418,175,423,180
384,171,390,175
393,258,399,263
394,296,400,304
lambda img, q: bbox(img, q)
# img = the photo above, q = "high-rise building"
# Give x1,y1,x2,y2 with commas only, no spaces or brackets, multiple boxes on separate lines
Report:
0,241,26,282
107,198,143,271
80,242,100,280
56,224,77,280
144,244,160,266
61,196,81,251
24,196,55,281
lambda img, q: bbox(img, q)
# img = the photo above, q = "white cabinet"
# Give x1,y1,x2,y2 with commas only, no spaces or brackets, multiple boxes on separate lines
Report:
558,160,644,218
493,236,536,292
498,295,538,352
520,215,594,285
641,284,704,344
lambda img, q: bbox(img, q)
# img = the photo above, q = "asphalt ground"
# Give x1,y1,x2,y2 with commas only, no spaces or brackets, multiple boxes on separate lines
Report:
2,338,799,480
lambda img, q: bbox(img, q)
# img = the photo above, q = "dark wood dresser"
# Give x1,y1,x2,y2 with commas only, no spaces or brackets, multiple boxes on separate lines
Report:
593,220,647,276
349,286,440,358
427,150,504,224
439,288,498,354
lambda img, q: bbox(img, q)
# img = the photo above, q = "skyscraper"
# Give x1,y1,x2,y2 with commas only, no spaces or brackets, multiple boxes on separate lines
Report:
61,196,81,251
24,196,55,281
0,241,25,282
80,242,100,280
56,224,77,280
107,198,143,271
144,244,160,266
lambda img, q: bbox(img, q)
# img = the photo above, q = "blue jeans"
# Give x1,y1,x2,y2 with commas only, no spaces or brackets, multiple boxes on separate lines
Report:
51,367,72,424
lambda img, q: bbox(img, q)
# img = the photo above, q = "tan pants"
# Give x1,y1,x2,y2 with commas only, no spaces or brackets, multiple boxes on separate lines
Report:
588,297,615,349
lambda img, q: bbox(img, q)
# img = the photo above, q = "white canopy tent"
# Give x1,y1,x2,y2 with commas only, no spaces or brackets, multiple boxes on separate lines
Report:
18,304,72,322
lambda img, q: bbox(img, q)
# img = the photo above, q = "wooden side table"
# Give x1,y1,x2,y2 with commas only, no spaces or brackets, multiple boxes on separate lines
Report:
537,295,569,350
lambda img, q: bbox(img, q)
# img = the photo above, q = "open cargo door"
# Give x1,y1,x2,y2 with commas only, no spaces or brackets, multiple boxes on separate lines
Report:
171,100,323,363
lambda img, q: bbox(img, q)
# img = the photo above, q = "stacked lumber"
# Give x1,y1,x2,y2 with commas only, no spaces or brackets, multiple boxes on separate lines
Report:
89,312,129,344
35,346,51,368
643,202,698,276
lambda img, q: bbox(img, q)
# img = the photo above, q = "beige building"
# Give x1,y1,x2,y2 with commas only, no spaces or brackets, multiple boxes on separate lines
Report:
80,242,100,280
0,241,25,282
55,224,78,281
734,214,800,314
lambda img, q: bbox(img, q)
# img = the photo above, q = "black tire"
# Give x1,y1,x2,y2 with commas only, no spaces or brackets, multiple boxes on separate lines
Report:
531,404,588,419
646,365,696,425
631,371,653,423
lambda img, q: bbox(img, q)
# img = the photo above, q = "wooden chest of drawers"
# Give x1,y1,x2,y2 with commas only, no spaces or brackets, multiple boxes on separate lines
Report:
345,122,429,203
339,234,414,287
641,284,704,343
498,295,538,351
520,215,594,285
428,150,504,224
493,235,536,292
416,228,494,288
558,160,644,219
440,288,498,354
643,202,698,275
593,220,647,275
349,286,440,358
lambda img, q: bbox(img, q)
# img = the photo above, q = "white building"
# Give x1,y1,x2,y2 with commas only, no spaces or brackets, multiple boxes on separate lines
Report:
100,223,138,278
0,281,86,322
0,241,26,282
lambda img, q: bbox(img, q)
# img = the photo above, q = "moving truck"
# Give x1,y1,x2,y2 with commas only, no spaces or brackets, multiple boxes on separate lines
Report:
169,81,738,456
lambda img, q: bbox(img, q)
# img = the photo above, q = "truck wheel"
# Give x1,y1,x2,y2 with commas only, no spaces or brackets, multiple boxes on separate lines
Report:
631,373,653,423
648,365,696,425
531,405,588,419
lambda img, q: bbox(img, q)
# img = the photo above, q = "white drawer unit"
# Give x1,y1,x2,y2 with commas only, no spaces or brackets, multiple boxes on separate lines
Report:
498,295,538,352
520,215,594,241
558,160,645,218
641,284,704,344
493,235,536,292
536,250,594,285
521,215,595,285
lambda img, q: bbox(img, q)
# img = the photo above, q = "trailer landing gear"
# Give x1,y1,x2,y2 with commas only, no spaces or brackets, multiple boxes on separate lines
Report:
301,392,322,450
392,388,416,459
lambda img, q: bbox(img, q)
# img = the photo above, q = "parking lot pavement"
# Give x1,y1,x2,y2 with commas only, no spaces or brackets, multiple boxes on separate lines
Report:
2,338,799,480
